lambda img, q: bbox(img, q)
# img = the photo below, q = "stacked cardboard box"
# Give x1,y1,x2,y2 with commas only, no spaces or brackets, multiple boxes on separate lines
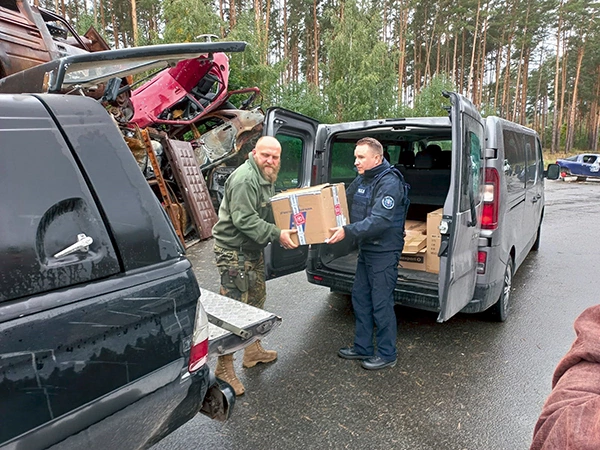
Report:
400,219,428,270
426,208,443,274
270,183,350,246
399,208,444,273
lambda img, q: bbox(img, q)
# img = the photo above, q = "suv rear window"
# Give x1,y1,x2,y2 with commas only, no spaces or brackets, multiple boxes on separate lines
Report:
0,97,120,301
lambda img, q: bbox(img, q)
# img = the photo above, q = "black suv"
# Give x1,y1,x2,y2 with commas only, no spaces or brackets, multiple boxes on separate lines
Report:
0,93,233,449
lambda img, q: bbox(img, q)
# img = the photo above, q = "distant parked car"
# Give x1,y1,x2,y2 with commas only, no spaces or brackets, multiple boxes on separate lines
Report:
556,153,600,181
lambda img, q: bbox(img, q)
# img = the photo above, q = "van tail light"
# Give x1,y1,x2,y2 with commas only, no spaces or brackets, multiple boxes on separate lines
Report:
188,299,210,373
477,251,487,274
481,168,499,230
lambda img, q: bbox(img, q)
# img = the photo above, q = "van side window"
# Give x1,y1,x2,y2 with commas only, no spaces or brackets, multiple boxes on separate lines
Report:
330,141,358,185
524,134,539,187
275,133,304,190
503,129,526,193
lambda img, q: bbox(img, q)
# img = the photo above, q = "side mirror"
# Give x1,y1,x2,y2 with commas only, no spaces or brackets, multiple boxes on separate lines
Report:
545,163,560,180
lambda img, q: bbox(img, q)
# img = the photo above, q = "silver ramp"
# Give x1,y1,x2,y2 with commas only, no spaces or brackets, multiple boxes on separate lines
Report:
200,288,282,356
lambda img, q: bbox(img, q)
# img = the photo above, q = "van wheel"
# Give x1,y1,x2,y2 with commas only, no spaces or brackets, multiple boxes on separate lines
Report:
531,223,541,251
488,259,513,322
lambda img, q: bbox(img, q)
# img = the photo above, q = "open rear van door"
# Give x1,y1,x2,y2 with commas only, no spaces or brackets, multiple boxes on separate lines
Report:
262,108,320,278
437,92,485,322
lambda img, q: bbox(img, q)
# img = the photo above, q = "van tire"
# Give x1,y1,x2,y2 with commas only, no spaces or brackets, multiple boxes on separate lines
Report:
488,258,513,322
531,223,541,251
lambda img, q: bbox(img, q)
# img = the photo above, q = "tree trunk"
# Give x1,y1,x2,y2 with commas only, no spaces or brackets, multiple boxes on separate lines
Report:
493,38,503,112
551,8,563,153
558,39,568,151
100,0,105,34
477,9,488,107
93,0,97,27
424,6,438,84
110,0,119,48
467,0,481,98
230,0,237,28
566,44,585,153
519,47,530,126
459,29,465,93
131,0,138,46
501,34,513,120
397,5,408,106
452,33,458,87
283,0,288,83
312,0,318,87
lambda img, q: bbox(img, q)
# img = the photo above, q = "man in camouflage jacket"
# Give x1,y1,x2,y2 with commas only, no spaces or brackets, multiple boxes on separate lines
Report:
211,136,297,395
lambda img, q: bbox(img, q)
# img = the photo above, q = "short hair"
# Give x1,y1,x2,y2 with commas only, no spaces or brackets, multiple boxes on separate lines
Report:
356,137,383,157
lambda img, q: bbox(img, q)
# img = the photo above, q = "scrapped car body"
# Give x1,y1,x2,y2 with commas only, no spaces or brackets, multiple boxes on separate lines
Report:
556,153,600,181
129,52,232,128
0,93,281,450
0,0,109,78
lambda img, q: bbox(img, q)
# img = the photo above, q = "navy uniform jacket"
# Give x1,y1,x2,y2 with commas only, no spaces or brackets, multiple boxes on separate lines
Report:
344,160,407,253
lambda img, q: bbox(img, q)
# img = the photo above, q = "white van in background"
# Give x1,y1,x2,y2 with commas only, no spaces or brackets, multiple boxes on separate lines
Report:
263,92,559,322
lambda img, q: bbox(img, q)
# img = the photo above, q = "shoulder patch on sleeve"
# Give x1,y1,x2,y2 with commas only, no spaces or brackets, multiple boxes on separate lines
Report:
382,196,395,209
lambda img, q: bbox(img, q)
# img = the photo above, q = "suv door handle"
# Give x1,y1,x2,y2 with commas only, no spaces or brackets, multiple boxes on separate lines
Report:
532,195,541,203
54,234,94,258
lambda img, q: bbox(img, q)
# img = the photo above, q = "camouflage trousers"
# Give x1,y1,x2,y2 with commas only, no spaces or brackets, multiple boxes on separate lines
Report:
214,245,267,309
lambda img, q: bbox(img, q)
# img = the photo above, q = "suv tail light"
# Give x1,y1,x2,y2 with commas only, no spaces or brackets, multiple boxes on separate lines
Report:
188,298,210,372
482,167,499,230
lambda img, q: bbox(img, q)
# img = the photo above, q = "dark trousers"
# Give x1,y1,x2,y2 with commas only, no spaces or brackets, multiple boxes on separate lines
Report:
352,250,400,361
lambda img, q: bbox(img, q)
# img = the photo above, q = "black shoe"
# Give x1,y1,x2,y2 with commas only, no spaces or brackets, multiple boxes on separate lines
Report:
338,347,371,360
361,356,397,370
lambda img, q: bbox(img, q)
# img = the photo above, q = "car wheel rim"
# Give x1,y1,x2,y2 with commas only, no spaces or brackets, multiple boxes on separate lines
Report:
502,266,512,314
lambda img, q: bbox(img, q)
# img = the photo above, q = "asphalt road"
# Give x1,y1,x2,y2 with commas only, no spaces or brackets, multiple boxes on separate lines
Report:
153,178,600,450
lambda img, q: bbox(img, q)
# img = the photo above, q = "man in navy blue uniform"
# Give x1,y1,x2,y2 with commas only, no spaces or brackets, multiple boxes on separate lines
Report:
327,137,408,370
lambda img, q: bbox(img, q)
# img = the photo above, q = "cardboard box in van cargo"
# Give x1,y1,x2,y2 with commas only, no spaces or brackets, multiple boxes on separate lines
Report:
426,208,443,273
399,248,427,271
270,183,349,246
405,219,427,235
403,234,427,254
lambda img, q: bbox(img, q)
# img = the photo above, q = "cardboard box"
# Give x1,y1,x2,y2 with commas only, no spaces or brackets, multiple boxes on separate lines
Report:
426,208,443,273
270,183,350,246
399,248,427,271
403,233,427,254
405,219,427,235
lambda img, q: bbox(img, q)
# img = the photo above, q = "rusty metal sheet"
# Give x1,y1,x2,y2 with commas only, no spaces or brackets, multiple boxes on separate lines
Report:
164,139,217,241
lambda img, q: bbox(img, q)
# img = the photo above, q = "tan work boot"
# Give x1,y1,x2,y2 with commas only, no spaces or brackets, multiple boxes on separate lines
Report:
215,354,245,396
243,340,278,368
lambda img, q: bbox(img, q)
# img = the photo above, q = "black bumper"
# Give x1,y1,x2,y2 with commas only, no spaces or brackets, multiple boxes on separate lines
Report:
7,362,233,450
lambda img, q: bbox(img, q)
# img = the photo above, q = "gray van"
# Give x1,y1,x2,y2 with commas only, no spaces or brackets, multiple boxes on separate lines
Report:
264,92,559,322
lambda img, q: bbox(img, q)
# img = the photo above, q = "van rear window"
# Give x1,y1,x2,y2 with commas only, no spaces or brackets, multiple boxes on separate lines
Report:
503,129,526,193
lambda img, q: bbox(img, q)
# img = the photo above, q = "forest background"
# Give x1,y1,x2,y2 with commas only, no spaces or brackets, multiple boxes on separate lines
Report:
39,0,600,154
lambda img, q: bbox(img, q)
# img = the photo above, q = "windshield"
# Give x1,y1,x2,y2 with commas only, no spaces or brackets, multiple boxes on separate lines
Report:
63,59,170,86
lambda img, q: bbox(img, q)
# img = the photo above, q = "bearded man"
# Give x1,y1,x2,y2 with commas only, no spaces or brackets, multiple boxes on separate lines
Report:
212,136,298,395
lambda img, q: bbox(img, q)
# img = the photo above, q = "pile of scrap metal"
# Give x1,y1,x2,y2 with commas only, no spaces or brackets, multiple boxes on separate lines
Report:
0,0,109,78
112,44,264,247
0,12,264,246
